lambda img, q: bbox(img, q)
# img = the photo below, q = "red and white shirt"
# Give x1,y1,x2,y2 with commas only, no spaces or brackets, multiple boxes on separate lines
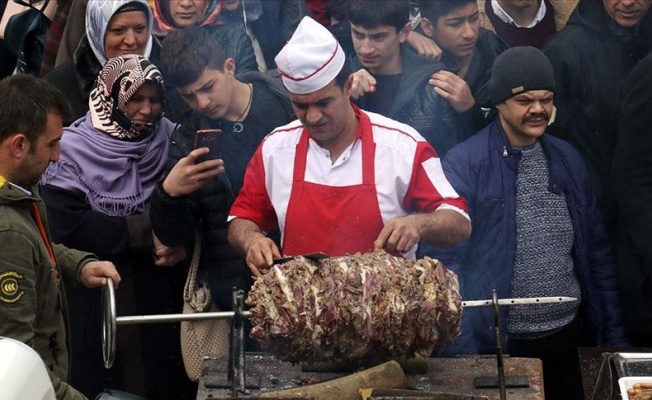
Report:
229,106,469,257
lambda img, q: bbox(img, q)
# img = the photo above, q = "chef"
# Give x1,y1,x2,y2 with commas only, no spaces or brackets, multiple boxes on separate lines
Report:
228,16,471,276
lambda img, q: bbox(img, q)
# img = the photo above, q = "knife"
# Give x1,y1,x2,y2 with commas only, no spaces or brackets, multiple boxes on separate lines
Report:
272,252,330,265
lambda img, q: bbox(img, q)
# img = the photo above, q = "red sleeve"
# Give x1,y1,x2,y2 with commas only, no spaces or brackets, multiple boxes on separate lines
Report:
404,142,469,214
229,145,279,232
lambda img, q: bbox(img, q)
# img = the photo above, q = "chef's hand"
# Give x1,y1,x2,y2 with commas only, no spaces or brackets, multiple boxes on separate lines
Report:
406,30,442,61
429,70,475,113
349,69,377,100
80,260,121,289
374,215,421,254
245,235,282,278
162,148,224,197
152,231,187,267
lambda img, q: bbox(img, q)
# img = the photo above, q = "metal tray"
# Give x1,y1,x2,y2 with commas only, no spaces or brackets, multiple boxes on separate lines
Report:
613,353,652,378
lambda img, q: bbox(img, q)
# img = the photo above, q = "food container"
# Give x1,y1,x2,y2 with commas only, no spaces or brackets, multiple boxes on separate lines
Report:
618,376,652,400
614,353,652,378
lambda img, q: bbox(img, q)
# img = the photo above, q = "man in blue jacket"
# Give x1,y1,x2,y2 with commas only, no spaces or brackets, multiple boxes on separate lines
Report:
441,46,628,400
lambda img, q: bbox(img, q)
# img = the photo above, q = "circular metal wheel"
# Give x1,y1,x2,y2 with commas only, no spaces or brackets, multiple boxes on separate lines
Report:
102,277,117,369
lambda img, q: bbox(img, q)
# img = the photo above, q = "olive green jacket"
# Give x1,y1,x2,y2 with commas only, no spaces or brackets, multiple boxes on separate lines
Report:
0,176,96,400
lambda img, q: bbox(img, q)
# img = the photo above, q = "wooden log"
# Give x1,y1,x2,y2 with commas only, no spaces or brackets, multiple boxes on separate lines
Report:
259,361,407,400
301,358,429,375
359,388,490,400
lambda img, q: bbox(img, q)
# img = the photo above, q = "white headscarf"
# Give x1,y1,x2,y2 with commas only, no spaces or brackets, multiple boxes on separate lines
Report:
85,0,154,65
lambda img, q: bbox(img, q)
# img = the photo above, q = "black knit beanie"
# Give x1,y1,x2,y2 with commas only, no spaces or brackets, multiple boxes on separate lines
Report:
489,46,555,105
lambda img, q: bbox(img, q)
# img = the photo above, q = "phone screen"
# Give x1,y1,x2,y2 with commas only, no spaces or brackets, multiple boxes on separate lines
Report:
194,129,222,163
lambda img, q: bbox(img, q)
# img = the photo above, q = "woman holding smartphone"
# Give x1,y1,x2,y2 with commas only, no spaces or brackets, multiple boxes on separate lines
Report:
40,55,195,399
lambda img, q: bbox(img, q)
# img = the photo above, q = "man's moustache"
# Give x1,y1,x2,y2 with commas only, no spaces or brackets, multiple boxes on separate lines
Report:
524,113,548,123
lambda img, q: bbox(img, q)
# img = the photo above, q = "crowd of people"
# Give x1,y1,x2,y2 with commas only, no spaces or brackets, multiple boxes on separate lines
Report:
0,1,651,399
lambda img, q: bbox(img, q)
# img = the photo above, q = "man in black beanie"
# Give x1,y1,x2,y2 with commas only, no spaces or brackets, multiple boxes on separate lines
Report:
439,46,628,400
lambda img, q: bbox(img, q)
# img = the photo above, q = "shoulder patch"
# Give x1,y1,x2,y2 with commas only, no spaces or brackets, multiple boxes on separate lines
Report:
0,271,25,303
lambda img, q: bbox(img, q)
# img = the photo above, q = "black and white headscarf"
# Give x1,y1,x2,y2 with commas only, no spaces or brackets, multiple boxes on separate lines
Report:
89,54,167,140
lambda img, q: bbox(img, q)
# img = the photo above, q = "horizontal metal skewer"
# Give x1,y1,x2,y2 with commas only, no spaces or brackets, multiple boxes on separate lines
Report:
116,311,252,325
462,296,577,308
114,296,577,325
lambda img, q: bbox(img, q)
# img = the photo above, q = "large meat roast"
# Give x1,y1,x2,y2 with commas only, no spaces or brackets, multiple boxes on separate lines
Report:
246,251,462,363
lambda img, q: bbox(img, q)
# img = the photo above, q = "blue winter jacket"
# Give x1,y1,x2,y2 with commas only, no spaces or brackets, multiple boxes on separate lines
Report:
440,120,628,353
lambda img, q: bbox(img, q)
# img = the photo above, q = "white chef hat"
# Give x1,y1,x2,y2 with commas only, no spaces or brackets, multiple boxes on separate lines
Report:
275,16,345,95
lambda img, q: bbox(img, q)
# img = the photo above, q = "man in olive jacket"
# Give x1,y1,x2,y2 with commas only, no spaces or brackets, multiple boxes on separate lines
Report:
0,74,121,400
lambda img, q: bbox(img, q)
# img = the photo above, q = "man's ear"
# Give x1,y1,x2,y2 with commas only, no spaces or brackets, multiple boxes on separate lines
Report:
398,22,411,43
224,58,236,76
5,134,29,158
420,17,434,37
344,74,354,98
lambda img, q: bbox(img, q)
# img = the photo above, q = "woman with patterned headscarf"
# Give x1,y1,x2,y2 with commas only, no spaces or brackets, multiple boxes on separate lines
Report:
40,55,196,400
44,0,162,125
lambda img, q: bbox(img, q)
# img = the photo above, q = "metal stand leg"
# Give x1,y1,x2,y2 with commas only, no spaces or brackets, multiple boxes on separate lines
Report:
474,290,530,394
230,289,247,397
492,290,507,400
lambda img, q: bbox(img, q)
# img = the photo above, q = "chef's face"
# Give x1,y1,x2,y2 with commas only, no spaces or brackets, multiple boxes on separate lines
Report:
290,79,353,147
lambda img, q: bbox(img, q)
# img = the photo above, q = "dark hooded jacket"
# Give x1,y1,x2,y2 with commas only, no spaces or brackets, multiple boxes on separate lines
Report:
149,72,294,310
543,0,652,233
612,51,652,341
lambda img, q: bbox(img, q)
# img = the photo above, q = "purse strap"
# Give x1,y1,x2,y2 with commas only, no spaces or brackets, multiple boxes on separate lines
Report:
183,229,207,307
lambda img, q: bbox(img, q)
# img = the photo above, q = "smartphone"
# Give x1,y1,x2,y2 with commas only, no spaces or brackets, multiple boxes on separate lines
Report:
194,129,222,163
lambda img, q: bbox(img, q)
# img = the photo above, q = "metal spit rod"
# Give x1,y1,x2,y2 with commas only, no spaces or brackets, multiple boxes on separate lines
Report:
113,296,576,325
115,310,252,325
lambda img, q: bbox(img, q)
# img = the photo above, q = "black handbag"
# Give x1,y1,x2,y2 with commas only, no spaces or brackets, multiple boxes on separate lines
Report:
4,0,51,75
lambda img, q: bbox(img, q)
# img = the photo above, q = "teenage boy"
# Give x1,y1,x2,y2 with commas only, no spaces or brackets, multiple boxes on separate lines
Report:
150,26,295,310
347,0,463,155
418,0,507,145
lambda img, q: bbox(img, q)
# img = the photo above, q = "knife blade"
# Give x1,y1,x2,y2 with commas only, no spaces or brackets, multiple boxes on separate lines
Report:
272,252,330,265
462,296,577,308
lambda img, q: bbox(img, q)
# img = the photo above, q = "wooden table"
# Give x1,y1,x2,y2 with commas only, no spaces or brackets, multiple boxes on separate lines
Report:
411,357,544,400
197,355,544,400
